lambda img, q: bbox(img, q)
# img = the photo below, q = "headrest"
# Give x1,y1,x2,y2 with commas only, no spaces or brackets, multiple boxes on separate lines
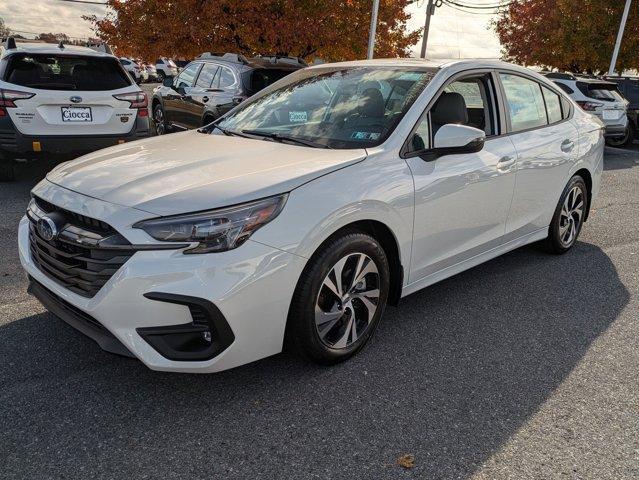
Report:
359,88,384,118
431,92,468,126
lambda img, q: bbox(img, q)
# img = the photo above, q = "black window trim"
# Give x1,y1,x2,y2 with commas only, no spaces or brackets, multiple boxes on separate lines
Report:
400,68,506,159
495,69,574,137
193,61,220,89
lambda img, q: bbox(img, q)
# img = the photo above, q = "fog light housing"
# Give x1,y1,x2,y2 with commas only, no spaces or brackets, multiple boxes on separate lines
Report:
137,292,235,361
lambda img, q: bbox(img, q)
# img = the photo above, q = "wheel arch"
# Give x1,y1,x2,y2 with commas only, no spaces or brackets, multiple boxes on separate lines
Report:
574,167,593,221
300,219,404,306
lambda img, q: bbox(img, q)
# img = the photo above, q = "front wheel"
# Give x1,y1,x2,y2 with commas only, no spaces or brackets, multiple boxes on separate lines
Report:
157,71,166,82
153,104,168,135
544,175,588,254
287,232,390,365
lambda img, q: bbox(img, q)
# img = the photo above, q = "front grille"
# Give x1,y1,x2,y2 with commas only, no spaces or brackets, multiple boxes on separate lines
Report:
28,196,136,298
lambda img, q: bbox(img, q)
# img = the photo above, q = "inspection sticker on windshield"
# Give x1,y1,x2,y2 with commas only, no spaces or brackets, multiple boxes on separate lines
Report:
351,131,381,141
289,111,307,123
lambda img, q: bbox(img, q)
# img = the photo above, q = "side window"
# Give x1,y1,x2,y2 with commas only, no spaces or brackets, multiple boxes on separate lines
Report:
156,59,164,65
542,86,563,124
500,73,548,132
195,64,218,88
175,63,201,88
405,73,496,155
219,67,236,89
120,59,130,66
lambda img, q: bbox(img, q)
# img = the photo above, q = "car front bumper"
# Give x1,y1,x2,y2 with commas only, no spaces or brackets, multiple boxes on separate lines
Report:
0,116,150,159
18,183,306,373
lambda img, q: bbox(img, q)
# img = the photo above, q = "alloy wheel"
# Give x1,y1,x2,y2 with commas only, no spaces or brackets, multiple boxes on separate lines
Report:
315,252,380,349
559,185,584,247
154,107,165,135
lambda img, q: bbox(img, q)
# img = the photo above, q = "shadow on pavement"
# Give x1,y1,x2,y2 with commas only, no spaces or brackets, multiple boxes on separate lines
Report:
0,240,629,479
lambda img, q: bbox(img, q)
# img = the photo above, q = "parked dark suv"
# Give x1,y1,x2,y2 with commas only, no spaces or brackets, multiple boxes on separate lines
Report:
604,76,639,146
151,53,306,134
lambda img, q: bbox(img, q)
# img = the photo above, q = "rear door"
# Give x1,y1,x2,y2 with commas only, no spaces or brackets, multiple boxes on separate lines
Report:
181,62,219,128
497,72,579,236
205,65,240,119
3,52,138,136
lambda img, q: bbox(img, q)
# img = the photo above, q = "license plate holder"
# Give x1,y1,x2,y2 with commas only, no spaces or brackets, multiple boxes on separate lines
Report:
61,106,92,123
602,109,619,120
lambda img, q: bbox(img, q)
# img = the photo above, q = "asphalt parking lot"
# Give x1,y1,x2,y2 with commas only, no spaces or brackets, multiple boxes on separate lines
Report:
1,145,638,479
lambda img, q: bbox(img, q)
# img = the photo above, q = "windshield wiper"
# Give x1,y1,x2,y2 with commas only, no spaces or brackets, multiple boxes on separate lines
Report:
199,124,251,138
241,129,332,149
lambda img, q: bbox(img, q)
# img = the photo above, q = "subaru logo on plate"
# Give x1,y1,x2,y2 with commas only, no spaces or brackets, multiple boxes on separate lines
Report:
70,96,82,104
37,217,58,241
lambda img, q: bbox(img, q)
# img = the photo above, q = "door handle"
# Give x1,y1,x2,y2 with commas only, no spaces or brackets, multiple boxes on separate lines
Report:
561,139,574,152
497,155,515,170
202,96,209,103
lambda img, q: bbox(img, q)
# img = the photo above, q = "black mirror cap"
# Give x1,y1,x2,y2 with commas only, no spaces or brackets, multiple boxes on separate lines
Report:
419,136,485,162
162,76,174,87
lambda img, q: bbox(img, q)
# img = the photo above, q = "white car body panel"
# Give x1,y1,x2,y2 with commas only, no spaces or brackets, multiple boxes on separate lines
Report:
18,58,604,372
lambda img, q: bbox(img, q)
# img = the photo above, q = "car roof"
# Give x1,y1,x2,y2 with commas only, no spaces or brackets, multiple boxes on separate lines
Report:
1,42,115,59
305,58,535,73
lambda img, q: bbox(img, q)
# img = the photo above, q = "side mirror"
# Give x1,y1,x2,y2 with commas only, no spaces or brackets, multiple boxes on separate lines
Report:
163,76,174,87
432,124,485,156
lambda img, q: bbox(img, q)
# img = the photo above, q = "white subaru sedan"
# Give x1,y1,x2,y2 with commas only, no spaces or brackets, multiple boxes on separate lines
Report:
19,59,603,373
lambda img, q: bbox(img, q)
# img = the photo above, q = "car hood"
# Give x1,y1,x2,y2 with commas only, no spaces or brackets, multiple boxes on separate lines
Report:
46,130,367,216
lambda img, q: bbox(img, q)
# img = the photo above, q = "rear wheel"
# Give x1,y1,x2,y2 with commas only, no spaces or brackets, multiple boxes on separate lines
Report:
287,232,390,365
157,71,166,82
544,175,588,254
606,123,635,147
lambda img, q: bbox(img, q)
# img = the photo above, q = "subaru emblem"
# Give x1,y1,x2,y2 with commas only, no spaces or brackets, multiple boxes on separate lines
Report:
37,216,58,241
70,96,82,104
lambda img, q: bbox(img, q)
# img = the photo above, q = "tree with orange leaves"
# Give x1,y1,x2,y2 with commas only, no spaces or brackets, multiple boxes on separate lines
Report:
495,0,639,73
86,0,421,62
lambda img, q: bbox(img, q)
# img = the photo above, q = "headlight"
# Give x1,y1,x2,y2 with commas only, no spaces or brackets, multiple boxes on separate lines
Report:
133,194,287,254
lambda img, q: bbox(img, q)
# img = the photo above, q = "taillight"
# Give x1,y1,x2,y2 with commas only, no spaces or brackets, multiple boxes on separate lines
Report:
0,88,35,108
113,92,148,117
576,101,603,111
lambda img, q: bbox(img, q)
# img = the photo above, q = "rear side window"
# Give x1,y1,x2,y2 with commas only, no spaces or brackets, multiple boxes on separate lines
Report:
542,86,563,124
219,67,236,88
4,53,132,91
500,73,547,132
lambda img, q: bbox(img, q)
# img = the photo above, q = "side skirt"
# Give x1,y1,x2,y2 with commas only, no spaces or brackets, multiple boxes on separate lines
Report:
401,228,548,298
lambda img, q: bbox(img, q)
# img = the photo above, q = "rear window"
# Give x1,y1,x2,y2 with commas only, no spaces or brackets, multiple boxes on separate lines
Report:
247,69,296,95
576,81,619,102
4,53,132,91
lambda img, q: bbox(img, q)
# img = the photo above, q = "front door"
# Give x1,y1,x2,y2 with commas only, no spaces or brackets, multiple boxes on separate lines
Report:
405,73,517,283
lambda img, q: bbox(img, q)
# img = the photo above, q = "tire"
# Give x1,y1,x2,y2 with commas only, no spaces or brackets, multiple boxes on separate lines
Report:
0,158,16,182
544,175,588,254
287,231,390,365
606,124,634,147
202,115,215,127
153,104,168,135
157,71,166,82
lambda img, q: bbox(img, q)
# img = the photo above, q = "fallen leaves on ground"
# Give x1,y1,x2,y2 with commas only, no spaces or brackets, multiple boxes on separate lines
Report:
397,454,415,469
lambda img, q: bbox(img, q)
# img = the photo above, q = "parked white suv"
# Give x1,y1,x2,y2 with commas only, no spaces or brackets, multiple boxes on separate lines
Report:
154,57,178,80
0,38,150,180
119,57,146,84
545,72,628,142
20,59,603,373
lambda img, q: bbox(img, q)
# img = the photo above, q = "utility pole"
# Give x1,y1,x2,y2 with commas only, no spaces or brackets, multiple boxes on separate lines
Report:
609,0,632,75
367,0,380,59
420,0,435,58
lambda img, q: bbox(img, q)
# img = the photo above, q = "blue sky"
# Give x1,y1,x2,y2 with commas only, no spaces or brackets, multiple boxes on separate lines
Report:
1,0,502,59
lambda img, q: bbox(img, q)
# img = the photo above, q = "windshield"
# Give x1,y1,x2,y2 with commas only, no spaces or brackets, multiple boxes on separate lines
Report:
4,53,132,91
216,66,437,149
